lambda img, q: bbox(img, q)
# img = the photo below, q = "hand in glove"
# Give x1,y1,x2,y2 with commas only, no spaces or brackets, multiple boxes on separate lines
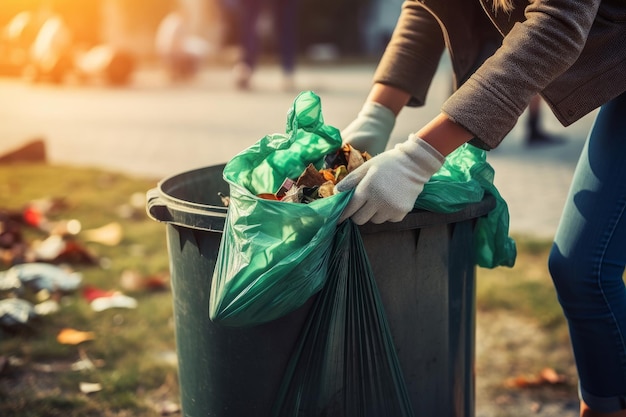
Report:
341,101,396,156
335,134,444,225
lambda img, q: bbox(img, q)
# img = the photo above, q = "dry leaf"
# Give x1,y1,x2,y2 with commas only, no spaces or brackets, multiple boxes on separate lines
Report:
57,328,95,345
295,163,326,188
346,145,365,172
505,367,566,388
318,181,336,198
539,367,566,384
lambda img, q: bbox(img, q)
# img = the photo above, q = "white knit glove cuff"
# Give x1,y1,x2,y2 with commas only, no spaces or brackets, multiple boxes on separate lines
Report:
399,133,445,168
341,101,396,155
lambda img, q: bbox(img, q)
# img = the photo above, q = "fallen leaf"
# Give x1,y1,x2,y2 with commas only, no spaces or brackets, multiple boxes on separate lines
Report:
539,367,566,384
57,328,95,345
505,367,566,388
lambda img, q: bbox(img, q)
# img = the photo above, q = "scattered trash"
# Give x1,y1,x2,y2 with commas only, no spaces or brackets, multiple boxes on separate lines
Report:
22,197,71,230
0,298,36,327
33,299,60,316
505,367,567,388
120,269,168,293
32,234,66,260
56,328,95,345
9,262,82,293
90,292,137,312
82,285,117,303
0,269,21,292
82,222,123,246
72,348,105,372
83,285,138,312
79,381,103,394
155,400,181,415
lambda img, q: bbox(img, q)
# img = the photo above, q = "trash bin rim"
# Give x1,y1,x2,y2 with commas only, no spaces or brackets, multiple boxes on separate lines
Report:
148,165,495,234
358,194,497,234
146,165,228,232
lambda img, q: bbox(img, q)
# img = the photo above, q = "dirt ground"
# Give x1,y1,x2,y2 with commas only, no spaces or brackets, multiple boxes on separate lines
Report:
475,310,579,417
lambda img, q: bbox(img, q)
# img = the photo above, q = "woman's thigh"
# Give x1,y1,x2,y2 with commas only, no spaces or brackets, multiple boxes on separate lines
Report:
549,91,626,409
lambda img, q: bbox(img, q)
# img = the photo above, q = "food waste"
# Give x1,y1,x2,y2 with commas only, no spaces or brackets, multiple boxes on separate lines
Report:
261,144,370,204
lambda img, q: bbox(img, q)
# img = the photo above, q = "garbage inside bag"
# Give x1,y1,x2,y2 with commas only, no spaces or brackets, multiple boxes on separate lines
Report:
255,144,369,204
209,91,352,327
415,143,516,268
272,220,414,417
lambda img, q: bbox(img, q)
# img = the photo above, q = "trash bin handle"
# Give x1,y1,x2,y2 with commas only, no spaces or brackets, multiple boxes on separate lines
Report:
146,188,172,223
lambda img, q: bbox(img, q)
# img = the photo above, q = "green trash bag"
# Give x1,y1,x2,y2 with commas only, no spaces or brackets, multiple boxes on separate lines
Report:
415,143,517,269
209,91,352,327
272,220,414,417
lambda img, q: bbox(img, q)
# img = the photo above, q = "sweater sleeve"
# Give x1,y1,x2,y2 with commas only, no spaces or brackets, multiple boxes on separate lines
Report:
373,1,445,107
442,0,601,149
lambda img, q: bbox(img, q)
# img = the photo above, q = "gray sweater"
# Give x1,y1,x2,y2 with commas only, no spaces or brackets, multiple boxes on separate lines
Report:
374,0,626,149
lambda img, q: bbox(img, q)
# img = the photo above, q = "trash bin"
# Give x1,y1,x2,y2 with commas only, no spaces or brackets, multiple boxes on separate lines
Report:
147,164,496,417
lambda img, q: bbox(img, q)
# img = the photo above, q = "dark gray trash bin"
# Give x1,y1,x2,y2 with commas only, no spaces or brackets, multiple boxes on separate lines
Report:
147,164,495,417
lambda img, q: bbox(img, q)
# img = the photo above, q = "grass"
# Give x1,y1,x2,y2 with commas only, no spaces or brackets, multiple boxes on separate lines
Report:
0,162,573,416
477,234,567,330
0,163,176,417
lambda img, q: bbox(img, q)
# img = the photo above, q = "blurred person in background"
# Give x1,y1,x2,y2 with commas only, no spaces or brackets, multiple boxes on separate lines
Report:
155,0,220,82
230,0,299,91
526,94,565,146
27,8,72,83
155,9,212,81
336,1,626,416
0,11,41,76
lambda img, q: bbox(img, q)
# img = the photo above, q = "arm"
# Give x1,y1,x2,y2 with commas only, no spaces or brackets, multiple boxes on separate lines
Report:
444,0,601,148
339,0,602,225
340,2,444,156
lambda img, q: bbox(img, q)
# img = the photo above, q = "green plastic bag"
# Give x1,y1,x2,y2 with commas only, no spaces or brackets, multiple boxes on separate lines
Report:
415,144,517,268
272,220,414,417
209,91,352,327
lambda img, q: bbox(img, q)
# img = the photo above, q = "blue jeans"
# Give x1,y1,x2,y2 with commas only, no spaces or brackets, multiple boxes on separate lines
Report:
238,0,298,74
549,91,626,413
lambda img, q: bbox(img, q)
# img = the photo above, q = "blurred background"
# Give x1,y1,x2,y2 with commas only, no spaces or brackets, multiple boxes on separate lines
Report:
0,0,400,85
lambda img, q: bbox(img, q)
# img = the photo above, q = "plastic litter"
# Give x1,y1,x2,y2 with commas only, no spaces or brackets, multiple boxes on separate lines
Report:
82,222,123,246
33,299,60,316
0,298,36,327
9,262,82,292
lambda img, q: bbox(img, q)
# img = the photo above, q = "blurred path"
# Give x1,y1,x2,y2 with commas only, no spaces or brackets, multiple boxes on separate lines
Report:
0,61,595,239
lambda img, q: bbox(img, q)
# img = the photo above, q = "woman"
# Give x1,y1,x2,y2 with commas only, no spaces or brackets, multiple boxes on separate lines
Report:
335,0,626,415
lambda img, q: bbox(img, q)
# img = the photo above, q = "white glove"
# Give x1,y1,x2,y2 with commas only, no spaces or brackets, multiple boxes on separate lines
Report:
341,101,396,156
335,134,444,225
